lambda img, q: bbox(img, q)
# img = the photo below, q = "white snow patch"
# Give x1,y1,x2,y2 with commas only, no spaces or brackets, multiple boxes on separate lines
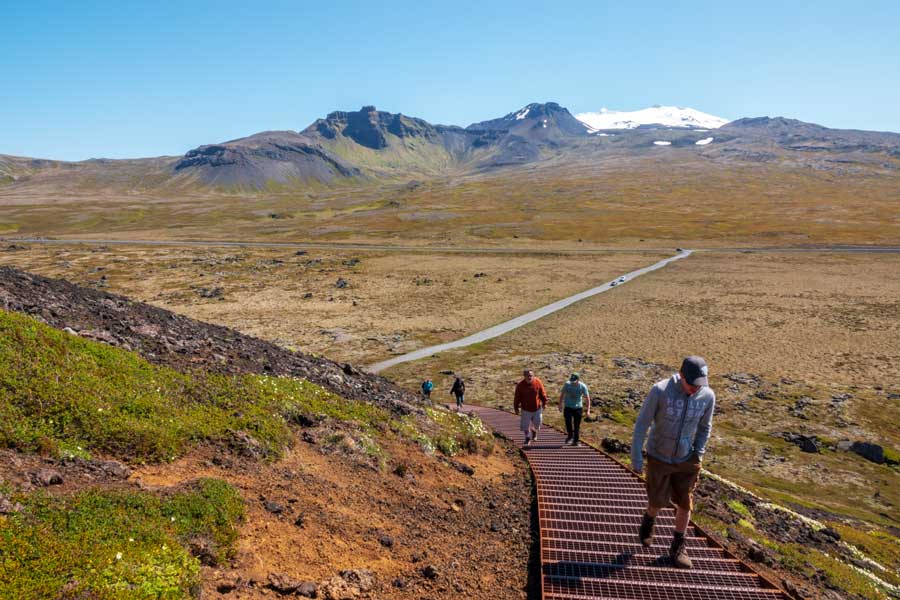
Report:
653,140,672,146
695,137,714,145
515,107,530,120
542,119,548,128
576,105,728,131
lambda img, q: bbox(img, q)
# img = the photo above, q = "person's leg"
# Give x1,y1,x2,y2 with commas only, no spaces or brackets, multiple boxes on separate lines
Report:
572,407,583,444
674,506,691,533
531,409,542,443
563,407,574,442
640,458,670,546
668,463,700,569
520,411,532,444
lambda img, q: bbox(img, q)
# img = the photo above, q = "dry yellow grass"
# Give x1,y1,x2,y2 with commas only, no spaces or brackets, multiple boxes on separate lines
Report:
0,244,662,364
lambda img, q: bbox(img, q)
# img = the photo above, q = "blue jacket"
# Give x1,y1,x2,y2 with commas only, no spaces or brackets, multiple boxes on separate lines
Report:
631,374,715,472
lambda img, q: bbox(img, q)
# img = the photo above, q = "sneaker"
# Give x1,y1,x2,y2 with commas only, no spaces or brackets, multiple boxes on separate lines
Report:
638,513,655,547
564,436,572,445
571,439,579,446
670,535,693,569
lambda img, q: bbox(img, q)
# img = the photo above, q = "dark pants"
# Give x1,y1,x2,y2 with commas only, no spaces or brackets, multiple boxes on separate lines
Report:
564,406,583,442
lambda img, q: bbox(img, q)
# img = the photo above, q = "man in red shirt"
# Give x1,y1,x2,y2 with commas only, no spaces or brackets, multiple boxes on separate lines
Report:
514,369,548,446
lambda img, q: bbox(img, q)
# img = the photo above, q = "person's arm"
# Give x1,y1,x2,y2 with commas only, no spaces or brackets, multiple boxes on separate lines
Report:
538,380,548,409
583,384,591,416
558,387,565,412
514,383,521,414
630,386,659,473
693,394,715,460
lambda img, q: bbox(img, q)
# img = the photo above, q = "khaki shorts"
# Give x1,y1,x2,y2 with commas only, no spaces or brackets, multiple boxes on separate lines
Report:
520,409,542,433
646,454,701,511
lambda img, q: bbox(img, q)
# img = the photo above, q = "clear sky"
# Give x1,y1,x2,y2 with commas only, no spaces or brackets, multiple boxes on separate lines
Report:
2,0,898,161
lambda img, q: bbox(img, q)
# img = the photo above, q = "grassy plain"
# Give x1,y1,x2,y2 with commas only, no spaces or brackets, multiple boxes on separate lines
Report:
2,155,899,247
0,243,662,365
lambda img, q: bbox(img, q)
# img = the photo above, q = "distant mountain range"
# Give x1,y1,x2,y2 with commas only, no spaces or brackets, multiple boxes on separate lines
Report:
2,102,899,190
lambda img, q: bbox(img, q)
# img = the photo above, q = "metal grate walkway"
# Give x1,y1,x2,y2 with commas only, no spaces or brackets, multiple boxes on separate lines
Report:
459,405,789,600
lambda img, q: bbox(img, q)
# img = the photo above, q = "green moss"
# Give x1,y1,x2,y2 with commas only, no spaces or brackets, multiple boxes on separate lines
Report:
727,500,753,519
0,309,387,463
0,479,243,600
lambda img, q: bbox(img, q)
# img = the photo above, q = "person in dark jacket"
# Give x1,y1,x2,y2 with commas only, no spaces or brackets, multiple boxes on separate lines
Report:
450,376,466,410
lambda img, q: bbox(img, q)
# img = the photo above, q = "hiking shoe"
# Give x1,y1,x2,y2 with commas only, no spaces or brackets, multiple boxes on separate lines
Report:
638,513,655,547
564,436,572,445
670,535,692,569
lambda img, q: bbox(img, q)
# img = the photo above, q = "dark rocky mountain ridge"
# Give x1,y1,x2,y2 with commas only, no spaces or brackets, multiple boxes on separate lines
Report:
4,103,900,190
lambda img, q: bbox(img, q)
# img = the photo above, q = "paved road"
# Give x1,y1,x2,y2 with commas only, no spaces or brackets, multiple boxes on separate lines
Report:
6,237,900,255
367,251,692,373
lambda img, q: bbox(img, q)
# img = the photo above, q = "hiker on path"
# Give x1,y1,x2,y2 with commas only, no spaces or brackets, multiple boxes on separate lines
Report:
514,369,548,446
559,373,591,446
421,379,434,403
450,376,466,410
631,356,715,570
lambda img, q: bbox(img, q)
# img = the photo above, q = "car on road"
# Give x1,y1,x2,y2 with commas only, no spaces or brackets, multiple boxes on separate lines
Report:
676,247,684,252
610,281,618,287
618,276,626,282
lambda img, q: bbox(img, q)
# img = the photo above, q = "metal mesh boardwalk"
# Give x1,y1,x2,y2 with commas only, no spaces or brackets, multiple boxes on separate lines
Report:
460,405,789,600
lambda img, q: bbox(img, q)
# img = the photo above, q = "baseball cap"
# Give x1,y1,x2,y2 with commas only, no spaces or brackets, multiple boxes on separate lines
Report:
570,373,580,381
680,356,709,387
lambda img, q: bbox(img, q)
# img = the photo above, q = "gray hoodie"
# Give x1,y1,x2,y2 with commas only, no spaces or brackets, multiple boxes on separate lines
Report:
631,374,715,472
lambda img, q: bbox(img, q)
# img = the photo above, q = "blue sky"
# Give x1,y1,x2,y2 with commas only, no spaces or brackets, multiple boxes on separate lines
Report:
2,0,898,160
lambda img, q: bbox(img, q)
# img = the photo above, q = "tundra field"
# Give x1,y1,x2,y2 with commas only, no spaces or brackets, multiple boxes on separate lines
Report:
2,243,899,598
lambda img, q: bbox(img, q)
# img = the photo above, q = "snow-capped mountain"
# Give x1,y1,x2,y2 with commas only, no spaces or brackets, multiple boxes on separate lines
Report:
575,105,729,131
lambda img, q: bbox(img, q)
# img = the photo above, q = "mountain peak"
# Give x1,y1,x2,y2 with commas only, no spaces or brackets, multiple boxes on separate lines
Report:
576,105,729,131
466,102,589,137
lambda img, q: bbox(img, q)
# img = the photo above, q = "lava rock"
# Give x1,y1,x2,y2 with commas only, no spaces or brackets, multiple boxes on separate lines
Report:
335,278,350,289
601,438,631,454
851,441,885,464
297,581,318,597
421,564,439,579
33,469,64,486
267,572,303,594
263,500,286,514
0,494,24,514
378,533,394,548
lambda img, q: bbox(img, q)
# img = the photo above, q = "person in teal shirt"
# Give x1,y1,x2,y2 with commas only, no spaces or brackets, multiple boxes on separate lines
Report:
558,373,591,446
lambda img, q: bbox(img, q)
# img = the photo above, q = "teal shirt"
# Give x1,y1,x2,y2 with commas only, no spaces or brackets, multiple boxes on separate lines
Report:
561,381,589,408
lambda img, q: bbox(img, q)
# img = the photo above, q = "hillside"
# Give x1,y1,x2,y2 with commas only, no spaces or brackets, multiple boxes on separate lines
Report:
0,267,535,599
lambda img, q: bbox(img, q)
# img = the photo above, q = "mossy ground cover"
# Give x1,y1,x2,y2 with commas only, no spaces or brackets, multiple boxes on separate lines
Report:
0,308,490,466
0,308,371,463
0,478,244,600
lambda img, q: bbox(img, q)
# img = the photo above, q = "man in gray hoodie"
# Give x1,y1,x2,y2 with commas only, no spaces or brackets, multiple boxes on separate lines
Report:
631,356,715,569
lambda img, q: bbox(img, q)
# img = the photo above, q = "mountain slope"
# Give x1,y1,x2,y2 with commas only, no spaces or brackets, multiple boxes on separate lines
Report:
174,130,363,187
300,106,480,177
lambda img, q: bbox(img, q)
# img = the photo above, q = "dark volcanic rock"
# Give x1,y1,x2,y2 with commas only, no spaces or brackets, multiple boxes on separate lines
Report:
33,468,64,486
601,438,631,454
851,441,885,464
267,572,302,594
